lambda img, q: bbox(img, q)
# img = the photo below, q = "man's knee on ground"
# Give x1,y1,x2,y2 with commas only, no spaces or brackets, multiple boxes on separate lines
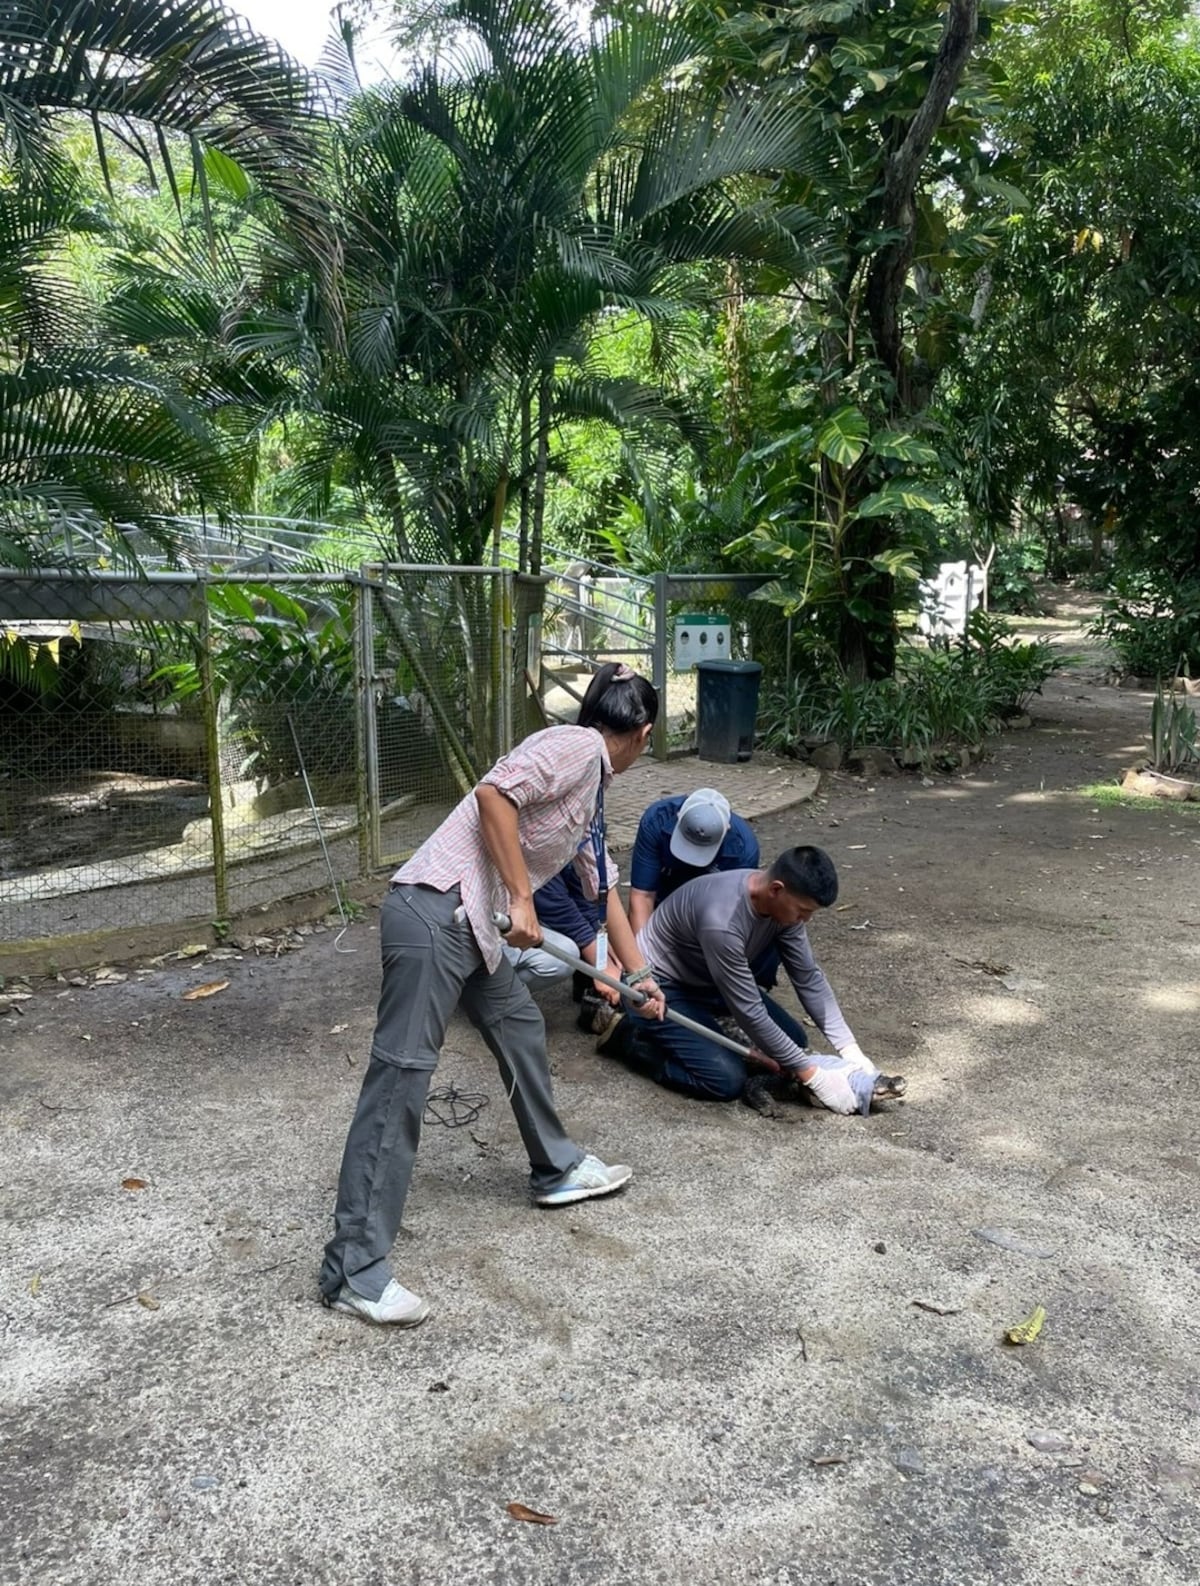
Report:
698,1069,744,1102
673,1049,745,1101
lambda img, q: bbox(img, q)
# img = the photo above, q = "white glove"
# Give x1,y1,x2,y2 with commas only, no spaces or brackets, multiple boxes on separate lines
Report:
804,1061,863,1116
838,1042,878,1077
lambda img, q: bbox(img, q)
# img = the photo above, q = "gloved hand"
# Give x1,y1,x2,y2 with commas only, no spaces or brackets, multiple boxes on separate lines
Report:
803,1053,874,1116
838,1042,879,1078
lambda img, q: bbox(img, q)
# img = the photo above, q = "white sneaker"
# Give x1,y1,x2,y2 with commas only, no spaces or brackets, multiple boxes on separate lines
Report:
535,1154,632,1207
327,1279,430,1327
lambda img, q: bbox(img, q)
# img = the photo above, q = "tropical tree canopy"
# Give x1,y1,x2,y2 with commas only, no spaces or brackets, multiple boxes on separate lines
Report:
2,0,1198,679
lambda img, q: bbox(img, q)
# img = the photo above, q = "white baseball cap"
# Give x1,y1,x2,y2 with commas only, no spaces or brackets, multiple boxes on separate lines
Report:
669,788,732,868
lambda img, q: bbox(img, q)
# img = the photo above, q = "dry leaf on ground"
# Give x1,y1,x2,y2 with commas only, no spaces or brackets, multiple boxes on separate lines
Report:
30,1273,41,1297
1004,1305,1047,1345
506,1502,557,1526
136,1292,160,1311
182,980,229,1001
121,1177,149,1191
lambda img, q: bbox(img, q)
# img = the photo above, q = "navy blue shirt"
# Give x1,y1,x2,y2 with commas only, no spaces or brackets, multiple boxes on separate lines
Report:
533,861,602,950
629,795,759,901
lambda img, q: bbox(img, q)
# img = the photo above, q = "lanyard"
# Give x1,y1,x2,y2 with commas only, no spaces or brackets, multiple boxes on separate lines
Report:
590,780,609,917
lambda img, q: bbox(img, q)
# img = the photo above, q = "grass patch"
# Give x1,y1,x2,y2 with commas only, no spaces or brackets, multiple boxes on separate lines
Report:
1077,780,1200,816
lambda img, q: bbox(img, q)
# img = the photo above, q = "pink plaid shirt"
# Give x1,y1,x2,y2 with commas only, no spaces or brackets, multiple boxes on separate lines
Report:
393,725,618,971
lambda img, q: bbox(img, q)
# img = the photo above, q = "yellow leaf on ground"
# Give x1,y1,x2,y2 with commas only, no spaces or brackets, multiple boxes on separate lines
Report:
1004,1305,1046,1345
182,980,229,1001
136,1292,160,1311
30,1273,41,1297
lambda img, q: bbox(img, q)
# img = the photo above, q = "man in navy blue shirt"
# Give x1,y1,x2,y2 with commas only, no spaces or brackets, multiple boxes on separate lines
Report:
628,788,777,989
627,789,758,933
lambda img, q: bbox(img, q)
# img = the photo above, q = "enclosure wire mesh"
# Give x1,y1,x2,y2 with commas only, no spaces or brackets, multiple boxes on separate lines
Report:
0,567,516,946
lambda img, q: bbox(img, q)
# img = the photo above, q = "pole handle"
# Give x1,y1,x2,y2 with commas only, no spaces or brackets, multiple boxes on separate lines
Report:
491,911,646,1007
488,911,757,1060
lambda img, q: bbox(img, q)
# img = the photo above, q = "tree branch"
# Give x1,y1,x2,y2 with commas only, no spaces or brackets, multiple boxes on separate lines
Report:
865,0,980,404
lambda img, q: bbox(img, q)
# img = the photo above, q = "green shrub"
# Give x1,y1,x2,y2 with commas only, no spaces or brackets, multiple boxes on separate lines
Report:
761,611,1061,764
958,609,1060,718
987,540,1046,614
1092,571,1200,679
1149,677,1199,773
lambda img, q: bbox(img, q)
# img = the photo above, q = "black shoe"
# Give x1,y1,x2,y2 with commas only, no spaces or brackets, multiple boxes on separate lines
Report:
741,1073,783,1115
576,988,611,1034
872,1073,907,1102
595,1010,627,1054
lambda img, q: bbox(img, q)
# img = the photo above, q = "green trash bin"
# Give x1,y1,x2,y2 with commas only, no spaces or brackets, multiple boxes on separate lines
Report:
696,659,762,763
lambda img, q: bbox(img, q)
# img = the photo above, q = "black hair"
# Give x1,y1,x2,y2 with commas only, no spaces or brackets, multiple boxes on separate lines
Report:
577,662,659,733
767,846,838,908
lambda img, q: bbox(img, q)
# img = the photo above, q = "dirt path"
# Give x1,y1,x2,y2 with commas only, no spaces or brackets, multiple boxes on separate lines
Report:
2,619,1198,1586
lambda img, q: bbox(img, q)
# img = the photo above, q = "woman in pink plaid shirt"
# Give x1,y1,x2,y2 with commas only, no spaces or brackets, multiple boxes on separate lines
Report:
319,663,667,1327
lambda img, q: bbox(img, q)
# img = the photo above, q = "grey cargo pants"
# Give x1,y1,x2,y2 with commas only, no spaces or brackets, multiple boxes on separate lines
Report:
319,884,585,1302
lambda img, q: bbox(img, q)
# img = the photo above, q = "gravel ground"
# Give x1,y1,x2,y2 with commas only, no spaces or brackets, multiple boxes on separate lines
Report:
2,653,1199,1586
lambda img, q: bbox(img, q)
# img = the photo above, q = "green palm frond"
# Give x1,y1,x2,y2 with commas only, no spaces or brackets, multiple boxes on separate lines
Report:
555,374,709,452
0,0,327,251
0,350,241,563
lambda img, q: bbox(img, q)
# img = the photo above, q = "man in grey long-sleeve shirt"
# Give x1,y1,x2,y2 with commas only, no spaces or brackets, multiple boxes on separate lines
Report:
598,846,898,1115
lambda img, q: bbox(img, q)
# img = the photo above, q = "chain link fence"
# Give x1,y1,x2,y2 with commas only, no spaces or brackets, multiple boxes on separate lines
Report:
0,567,523,952
1,555,780,959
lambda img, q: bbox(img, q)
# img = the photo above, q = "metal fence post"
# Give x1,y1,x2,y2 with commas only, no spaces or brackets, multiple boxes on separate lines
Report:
351,575,371,879
360,568,383,870
197,592,228,925
498,570,515,754
652,572,669,762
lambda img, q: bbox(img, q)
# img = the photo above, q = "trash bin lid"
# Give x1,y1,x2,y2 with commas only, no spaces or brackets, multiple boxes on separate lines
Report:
695,659,762,674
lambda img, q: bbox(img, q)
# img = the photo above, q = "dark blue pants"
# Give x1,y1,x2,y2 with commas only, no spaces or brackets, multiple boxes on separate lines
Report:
618,979,808,1102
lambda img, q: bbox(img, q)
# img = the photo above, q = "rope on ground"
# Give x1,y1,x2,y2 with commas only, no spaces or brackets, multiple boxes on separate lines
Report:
423,1084,490,1128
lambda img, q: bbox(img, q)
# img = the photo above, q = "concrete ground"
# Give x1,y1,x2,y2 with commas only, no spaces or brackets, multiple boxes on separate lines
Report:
2,633,1199,1586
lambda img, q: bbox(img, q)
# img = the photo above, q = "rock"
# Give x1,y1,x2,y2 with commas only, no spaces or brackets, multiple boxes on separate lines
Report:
1122,768,1198,802
1027,1430,1071,1453
809,742,843,771
894,1447,925,1476
847,746,896,778
1006,712,1033,730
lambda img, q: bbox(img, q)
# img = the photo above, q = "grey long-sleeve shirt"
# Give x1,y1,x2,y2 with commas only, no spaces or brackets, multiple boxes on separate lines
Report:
635,868,856,1073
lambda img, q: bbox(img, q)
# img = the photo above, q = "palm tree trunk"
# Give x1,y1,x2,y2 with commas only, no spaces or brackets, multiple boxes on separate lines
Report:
530,369,552,576
518,385,532,573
